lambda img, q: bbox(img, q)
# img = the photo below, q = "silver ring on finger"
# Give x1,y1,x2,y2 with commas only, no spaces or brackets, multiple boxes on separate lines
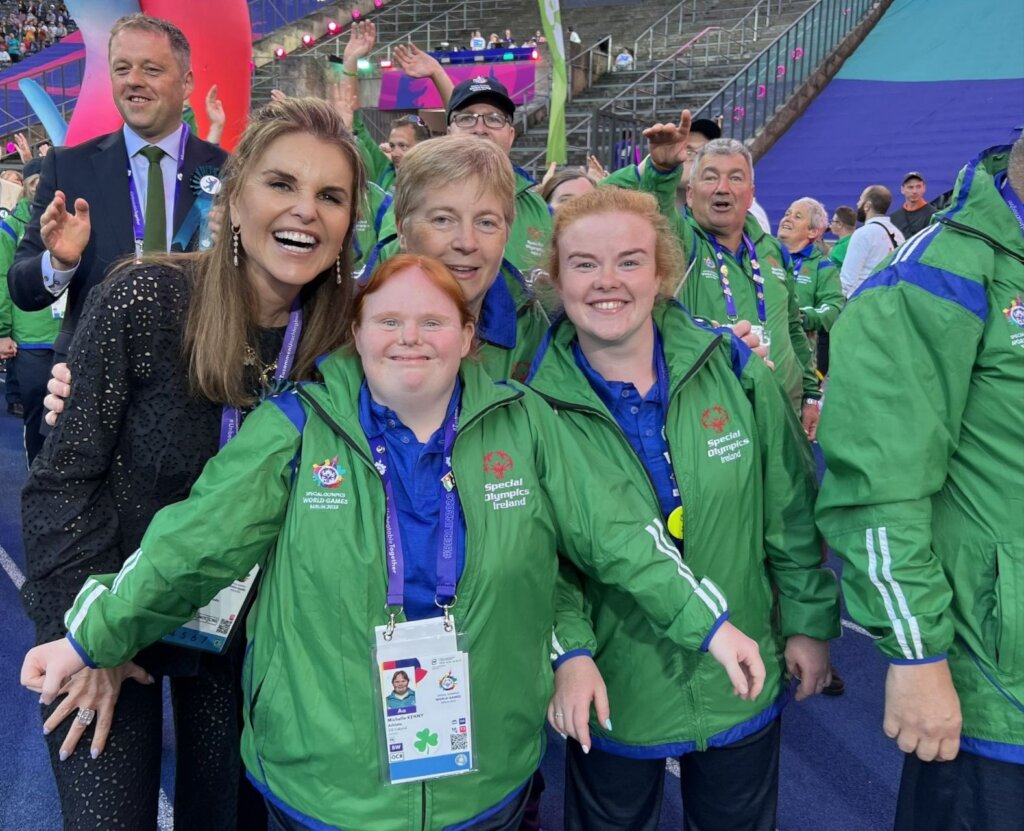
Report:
553,711,564,719
76,708,96,727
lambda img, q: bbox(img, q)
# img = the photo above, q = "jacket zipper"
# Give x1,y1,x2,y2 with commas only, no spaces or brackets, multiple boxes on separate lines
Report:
937,216,1024,266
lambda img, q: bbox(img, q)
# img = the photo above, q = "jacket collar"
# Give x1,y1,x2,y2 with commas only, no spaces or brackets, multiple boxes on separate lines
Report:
527,300,720,410
315,350,522,451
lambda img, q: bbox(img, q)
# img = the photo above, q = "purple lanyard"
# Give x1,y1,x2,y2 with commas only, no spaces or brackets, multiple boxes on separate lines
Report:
709,233,766,325
652,331,682,513
790,252,806,276
218,297,303,448
370,407,461,612
127,124,190,259
998,174,1024,236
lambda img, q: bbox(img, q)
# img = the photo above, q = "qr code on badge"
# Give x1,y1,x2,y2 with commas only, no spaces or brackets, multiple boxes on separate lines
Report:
216,620,231,635
450,732,469,751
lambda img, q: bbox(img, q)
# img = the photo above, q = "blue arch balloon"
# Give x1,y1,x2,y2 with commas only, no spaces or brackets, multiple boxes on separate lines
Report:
18,78,69,146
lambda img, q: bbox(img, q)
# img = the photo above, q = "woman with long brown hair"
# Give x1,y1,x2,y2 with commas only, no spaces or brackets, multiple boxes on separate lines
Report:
18,96,365,830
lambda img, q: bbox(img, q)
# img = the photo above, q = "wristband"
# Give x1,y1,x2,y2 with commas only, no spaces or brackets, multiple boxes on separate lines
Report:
341,67,358,77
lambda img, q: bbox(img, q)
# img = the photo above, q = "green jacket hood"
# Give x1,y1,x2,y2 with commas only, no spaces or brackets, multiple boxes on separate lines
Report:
936,145,1024,266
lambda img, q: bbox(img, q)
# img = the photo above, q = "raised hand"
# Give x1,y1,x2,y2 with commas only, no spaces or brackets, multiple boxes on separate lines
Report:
14,131,33,163
643,109,692,172
343,20,376,68
40,190,90,270
393,42,442,79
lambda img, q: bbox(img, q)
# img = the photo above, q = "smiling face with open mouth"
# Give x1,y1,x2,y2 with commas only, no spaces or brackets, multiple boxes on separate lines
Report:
687,152,754,248
108,28,194,143
556,210,661,354
230,132,354,318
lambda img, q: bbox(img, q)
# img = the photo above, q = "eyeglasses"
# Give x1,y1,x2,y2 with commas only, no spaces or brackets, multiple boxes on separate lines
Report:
450,111,511,129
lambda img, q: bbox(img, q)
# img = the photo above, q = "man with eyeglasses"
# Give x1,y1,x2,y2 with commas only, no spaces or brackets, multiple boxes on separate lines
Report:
444,76,552,277
371,74,552,279
827,205,857,270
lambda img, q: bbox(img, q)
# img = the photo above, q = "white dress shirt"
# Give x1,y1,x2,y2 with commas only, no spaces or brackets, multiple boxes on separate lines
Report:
840,216,906,297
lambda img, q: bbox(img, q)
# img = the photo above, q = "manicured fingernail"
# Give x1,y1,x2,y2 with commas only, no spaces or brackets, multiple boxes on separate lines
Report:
146,674,155,684
91,748,99,759
42,727,50,735
559,732,567,740
604,719,613,731
59,751,69,761
582,745,590,755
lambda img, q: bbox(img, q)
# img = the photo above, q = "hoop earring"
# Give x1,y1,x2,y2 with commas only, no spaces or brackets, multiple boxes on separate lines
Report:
336,252,343,285
232,224,240,267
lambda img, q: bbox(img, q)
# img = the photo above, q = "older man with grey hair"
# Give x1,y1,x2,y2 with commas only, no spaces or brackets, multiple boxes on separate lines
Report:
777,197,845,379
599,117,821,434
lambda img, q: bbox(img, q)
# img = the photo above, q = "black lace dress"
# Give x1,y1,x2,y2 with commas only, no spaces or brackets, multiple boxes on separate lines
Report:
20,263,279,831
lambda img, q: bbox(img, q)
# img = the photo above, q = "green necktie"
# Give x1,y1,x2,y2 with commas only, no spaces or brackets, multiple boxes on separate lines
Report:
139,145,167,253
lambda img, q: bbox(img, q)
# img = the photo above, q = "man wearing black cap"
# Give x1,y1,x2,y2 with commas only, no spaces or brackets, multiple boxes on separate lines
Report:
445,75,552,276
890,171,937,238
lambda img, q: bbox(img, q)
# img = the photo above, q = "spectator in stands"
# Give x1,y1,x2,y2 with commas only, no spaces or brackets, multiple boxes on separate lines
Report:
531,185,835,831
839,185,905,297
502,28,515,47
540,167,596,209
18,95,361,831
7,32,20,61
890,171,937,238
614,47,634,71
487,32,501,47
568,26,582,45
0,44,11,66
818,135,1024,831
8,14,227,361
469,29,485,50
533,29,546,45
827,204,856,268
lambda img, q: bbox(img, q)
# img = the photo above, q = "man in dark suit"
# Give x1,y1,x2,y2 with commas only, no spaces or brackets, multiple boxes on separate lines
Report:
7,14,227,359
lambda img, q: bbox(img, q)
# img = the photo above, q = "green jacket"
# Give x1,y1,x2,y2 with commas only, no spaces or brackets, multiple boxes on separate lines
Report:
528,301,838,754
64,354,730,830
352,111,396,194
828,234,851,268
602,161,818,408
790,242,845,332
375,167,552,278
0,198,60,345
351,180,391,278
816,145,1024,763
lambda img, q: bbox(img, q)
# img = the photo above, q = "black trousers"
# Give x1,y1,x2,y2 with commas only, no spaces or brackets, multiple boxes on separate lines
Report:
565,720,780,831
895,748,1024,831
13,348,52,464
42,649,265,831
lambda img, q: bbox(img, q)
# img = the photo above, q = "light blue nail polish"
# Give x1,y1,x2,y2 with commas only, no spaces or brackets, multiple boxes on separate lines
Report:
42,727,50,736
91,749,99,760
59,751,69,762
604,719,613,731
582,745,590,755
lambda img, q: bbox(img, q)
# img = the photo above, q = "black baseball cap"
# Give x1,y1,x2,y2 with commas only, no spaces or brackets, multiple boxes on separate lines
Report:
446,76,515,123
690,118,722,141
902,171,925,184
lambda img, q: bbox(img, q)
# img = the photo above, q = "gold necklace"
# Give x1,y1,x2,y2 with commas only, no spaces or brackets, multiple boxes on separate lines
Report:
244,344,279,389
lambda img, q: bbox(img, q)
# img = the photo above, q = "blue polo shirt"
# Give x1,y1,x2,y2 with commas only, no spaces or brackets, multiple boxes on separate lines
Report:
571,326,679,520
476,266,518,349
358,380,467,622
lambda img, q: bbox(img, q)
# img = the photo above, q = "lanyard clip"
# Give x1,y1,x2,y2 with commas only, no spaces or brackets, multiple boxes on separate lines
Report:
383,609,400,641
435,594,458,633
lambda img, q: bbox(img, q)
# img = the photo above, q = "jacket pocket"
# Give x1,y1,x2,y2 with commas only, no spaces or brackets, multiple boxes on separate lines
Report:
994,544,1021,675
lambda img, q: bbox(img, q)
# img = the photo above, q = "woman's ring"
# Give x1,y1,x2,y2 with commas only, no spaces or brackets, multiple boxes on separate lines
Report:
76,708,96,727
553,711,564,719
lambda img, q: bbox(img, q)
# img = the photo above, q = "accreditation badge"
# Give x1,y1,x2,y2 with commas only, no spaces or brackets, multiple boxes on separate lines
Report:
749,325,772,361
373,616,475,784
50,291,67,320
161,564,260,653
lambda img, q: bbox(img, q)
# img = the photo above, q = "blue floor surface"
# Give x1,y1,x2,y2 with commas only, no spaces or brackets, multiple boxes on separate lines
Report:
0,390,901,829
